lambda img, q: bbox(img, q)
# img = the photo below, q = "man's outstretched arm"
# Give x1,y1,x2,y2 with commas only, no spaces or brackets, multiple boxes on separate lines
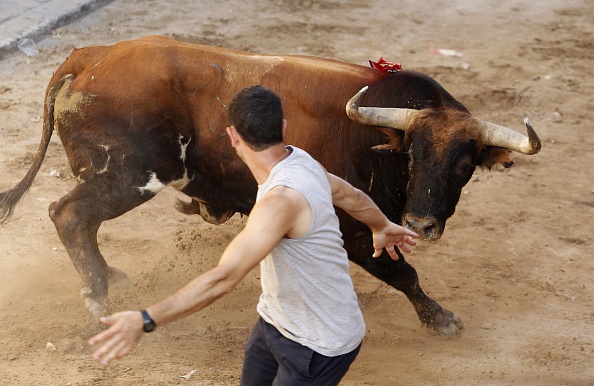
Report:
88,187,301,365
326,171,419,259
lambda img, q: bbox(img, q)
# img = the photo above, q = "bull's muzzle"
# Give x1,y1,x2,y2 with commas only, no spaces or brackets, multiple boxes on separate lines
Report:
403,214,442,241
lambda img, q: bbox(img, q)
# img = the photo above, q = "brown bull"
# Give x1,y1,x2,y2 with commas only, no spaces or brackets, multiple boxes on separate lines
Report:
0,35,540,336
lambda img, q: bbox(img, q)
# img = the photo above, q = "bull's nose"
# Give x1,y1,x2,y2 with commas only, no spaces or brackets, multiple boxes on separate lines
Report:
404,215,440,240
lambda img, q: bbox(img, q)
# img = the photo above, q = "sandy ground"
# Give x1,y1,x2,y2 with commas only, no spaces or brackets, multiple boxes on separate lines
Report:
0,0,593,385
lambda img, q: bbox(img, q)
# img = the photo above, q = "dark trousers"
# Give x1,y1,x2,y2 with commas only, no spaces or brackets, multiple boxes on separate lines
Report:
240,317,361,386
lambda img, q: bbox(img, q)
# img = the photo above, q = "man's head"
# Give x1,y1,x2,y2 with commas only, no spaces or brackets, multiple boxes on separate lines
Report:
227,85,284,151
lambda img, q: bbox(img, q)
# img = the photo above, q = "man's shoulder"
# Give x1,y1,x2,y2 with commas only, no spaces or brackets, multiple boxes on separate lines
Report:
253,185,309,226
262,185,306,205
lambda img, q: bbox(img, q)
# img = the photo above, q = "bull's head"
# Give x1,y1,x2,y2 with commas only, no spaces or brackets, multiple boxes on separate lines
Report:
346,86,541,241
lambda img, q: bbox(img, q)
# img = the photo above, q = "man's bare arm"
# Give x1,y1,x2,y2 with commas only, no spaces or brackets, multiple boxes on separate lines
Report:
326,171,419,258
88,186,302,365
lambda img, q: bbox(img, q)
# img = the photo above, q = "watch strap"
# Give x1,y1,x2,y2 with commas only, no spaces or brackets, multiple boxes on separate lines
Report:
141,309,156,332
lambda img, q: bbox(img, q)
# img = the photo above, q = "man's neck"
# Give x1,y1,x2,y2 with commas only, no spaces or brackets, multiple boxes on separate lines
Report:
247,143,290,184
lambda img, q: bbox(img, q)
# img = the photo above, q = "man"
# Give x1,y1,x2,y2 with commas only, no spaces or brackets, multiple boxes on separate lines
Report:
89,85,419,385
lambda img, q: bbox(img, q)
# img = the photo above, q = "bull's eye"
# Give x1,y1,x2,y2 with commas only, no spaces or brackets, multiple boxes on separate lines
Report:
455,156,475,179
461,163,475,173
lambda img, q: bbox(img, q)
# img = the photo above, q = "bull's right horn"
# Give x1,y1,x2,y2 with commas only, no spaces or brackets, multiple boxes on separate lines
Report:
346,86,421,131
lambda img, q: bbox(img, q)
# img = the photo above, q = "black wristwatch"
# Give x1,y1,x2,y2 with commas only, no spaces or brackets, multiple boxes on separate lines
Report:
141,309,156,332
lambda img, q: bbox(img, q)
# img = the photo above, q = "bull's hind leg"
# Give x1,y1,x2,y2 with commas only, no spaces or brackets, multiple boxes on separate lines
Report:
48,173,155,316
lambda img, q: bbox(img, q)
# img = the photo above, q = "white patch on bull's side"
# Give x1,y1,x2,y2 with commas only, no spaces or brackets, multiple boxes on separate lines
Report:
97,145,110,174
135,135,193,194
178,135,189,161
137,171,190,193
169,135,192,190
137,172,166,194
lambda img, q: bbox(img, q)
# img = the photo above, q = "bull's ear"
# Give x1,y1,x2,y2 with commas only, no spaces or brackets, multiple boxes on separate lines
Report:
371,128,404,153
479,147,514,169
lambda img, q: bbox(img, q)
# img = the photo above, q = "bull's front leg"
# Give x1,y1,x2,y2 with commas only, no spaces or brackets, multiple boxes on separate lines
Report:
346,231,463,336
363,252,463,336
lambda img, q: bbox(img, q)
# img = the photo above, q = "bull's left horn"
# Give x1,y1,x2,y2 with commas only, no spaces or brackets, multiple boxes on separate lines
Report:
478,118,541,155
346,86,421,131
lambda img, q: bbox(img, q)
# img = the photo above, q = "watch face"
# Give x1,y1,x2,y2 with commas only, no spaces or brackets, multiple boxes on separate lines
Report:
143,320,156,333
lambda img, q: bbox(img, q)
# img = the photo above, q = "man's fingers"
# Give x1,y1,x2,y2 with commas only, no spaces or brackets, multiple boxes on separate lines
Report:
385,245,399,260
100,315,115,326
91,329,122,360
407,230,420,238
405,236,417,247
88,316,116,345
89,328,114,346
92,328,134,365
398,244,412,254
372,226,419,259
98,340,131,365
373,245,400,260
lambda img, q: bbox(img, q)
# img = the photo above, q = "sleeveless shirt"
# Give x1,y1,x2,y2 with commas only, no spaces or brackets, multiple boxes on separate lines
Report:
256,146,366,357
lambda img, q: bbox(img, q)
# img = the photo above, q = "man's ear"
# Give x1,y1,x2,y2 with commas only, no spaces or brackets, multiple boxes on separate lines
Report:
282,119,287,137
226,126,240,147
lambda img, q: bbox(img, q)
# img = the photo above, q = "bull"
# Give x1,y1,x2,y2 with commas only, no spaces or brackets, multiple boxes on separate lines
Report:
0,35,540,336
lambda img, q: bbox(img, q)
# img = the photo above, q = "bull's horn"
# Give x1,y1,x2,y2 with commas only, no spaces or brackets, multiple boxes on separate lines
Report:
346,86,421,131
478,117,541,155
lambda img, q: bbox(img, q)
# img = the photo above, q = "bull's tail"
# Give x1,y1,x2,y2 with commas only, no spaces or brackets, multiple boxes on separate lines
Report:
0,74,74,224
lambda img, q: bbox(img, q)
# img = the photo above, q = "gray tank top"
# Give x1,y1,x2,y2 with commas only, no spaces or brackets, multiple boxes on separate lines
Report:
256,146,365,357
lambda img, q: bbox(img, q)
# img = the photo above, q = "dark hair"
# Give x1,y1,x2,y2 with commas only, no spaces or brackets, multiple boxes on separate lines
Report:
227,85,284,151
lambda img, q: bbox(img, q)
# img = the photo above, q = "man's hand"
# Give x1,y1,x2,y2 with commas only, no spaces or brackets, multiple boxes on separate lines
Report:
88,311,144,365
372,223,419,260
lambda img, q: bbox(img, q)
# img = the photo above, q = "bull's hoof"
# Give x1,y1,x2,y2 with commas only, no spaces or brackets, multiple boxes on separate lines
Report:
85,298,104,317
424,309,464,336
80,287,104,317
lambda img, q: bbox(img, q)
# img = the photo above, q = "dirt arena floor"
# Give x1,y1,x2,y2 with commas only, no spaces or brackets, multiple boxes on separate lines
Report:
0,0,593,385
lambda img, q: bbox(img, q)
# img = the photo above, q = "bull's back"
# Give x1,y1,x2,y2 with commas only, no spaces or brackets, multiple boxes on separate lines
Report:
50,35,376,104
